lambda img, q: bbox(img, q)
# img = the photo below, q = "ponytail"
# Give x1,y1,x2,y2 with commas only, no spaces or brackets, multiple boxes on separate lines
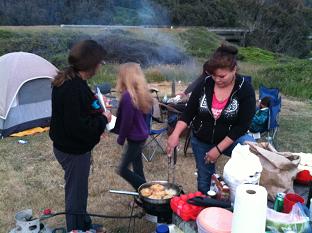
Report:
52,66,76,87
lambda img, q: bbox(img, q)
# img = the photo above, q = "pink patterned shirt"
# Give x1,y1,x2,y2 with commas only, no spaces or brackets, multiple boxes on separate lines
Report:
211,93,229,120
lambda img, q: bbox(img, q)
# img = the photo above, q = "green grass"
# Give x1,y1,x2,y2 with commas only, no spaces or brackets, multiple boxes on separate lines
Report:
253,60,312,100
238,47,280,64
89,64,119,87
145,63,200,83
275,98,312,152
177,27,221,58
88,63,201,88
276,115,312,152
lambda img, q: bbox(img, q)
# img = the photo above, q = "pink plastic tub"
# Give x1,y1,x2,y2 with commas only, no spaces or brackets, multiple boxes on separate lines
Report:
196,207,233,233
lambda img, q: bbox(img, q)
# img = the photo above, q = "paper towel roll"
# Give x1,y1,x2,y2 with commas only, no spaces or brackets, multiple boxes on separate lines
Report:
231,184,267,233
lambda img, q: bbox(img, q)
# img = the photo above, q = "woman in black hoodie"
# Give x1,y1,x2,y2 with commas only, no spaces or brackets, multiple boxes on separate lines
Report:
49,40,111,232
167,44,256,195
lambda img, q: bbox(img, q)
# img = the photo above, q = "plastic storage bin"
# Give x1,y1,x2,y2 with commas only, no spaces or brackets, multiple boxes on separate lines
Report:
196,207,233,233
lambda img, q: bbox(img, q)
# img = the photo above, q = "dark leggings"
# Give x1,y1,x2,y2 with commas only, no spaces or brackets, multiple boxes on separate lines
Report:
53,147,92,232
117,139,146,190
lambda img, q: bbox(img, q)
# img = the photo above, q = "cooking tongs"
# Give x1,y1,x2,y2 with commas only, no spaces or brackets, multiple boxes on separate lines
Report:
168,147,177,183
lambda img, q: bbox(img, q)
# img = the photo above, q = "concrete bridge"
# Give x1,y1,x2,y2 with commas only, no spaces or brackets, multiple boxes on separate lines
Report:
207,27,250,46
208,27,312,45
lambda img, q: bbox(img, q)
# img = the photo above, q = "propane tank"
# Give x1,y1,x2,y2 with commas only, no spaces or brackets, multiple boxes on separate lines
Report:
9,209,53,233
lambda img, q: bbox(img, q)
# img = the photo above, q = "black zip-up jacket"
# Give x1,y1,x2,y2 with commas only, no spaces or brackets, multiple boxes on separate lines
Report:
49,75,108,154
180,75,256,144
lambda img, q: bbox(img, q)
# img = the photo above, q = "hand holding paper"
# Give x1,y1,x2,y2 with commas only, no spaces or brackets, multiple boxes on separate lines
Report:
97,87,116,131
96,87,107,111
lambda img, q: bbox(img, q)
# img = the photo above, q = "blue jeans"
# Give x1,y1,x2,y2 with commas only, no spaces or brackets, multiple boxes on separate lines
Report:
191,134,255,195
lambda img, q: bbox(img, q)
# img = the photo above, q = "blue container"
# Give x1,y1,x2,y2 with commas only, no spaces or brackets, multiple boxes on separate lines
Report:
156,224,169,233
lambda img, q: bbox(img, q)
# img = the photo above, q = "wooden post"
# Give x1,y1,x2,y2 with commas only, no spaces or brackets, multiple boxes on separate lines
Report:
171,79,176,97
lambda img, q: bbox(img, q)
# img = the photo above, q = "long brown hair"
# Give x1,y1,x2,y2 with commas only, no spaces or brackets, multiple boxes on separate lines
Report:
52,40,106,87
206,44,238,75
116,63,153,114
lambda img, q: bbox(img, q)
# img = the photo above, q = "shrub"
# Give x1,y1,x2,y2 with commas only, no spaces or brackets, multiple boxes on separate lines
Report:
89,64,119,88
253,60,312,99
145,68,166,82
238,47,277,63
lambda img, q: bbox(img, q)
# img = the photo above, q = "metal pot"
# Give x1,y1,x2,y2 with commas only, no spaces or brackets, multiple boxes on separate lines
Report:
110,180,182,205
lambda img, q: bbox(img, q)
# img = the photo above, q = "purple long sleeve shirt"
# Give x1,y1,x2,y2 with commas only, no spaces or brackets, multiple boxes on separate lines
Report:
114,91,149,145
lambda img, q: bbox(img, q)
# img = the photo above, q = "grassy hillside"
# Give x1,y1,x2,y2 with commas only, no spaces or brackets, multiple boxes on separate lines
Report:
1,26,311,99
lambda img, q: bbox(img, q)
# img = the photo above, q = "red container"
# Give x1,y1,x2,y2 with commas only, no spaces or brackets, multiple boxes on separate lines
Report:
170,192,205,221
283,193,305,213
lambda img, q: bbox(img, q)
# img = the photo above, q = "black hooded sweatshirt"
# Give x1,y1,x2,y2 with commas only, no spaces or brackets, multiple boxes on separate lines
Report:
49,75,108,154
180,75,256,144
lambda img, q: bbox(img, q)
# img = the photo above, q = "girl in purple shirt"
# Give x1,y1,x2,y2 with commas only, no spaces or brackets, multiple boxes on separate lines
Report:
113,62,153,190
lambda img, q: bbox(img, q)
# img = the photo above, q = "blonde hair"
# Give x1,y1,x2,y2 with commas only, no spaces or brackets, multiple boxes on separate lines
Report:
116,62,153,114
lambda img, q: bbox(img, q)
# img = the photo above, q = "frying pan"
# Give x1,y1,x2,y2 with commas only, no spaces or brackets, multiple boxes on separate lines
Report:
110,180,182,205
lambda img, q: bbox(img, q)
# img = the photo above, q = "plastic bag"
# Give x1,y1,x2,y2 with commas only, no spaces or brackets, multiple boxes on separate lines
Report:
223,144,263,203
246,142,300,201
266,203,312,233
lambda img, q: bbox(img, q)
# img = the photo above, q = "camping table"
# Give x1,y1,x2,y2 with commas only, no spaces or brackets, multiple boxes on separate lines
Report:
172,183,311,232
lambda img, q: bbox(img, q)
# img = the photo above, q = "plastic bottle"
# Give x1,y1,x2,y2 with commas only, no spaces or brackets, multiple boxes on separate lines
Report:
163,95,168,103
209,179,216,192
156,224,169,233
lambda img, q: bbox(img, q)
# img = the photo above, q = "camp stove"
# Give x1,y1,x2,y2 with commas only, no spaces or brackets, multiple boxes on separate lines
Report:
9,209,54,233
134,197,173,224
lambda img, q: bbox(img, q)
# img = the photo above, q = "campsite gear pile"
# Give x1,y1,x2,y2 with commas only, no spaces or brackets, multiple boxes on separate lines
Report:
170,143,311,233
0,52,57,138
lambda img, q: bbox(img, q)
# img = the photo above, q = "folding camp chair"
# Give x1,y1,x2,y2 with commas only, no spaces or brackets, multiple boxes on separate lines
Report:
258,85,282,145
142,110,168,162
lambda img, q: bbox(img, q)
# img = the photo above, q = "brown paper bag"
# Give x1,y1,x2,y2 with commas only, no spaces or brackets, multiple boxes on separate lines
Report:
246,142,300,201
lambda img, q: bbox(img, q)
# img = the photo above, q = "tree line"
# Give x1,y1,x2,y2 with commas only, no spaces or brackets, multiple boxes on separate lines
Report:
0,0,311,57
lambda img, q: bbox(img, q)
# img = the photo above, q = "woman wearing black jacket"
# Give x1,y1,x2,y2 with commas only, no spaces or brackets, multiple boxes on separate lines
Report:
167,44,256,195
49,40,111,232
